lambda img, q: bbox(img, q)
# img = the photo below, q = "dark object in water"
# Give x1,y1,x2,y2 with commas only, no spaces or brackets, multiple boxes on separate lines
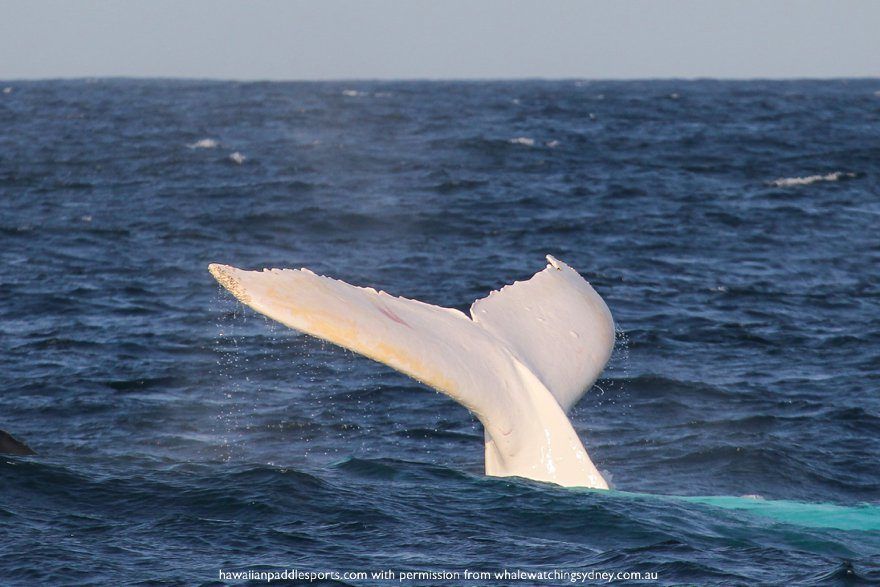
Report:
0,429,36,455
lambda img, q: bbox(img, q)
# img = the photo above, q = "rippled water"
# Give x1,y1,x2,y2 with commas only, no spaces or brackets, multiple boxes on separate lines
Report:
1,79,879,585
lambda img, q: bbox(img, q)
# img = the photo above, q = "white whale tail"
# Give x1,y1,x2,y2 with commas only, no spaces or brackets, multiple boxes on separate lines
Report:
209,255,615,489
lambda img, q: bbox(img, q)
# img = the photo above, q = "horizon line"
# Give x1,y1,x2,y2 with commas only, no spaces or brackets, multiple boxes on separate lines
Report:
3,75,880,84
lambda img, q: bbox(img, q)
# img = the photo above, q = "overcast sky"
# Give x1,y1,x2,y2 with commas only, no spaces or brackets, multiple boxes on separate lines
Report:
1,0,878,80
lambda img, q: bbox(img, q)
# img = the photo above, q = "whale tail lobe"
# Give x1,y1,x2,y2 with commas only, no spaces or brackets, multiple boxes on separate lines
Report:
209,256,615,489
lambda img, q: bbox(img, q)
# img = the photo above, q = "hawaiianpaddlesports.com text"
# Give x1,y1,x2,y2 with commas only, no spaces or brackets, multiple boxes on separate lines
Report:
217,567,659,583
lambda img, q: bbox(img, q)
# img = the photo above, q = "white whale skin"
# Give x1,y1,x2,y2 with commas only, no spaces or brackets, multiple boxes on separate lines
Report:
209,255,614,489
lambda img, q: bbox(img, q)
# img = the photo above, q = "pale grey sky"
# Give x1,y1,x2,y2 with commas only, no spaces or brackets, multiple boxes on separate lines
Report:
1,0,878,80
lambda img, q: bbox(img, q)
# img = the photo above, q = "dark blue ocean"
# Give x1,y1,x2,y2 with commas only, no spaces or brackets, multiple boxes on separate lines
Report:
1,79,879,586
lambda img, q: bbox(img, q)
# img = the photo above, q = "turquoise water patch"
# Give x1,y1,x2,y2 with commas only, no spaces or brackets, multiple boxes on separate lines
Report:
681,495,880,532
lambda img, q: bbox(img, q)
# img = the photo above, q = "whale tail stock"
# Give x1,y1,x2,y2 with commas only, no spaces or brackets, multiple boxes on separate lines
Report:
209,255,615,489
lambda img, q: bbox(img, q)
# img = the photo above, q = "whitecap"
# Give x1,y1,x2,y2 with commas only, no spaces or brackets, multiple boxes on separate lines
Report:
2,87,12,94
341,89,364,97
508,137,535,146
188,138,219,149
545,140,561,148
228,152,246,165
769,171,855,187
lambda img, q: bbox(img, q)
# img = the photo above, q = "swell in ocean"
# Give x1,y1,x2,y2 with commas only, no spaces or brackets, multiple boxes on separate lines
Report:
1,79,879,585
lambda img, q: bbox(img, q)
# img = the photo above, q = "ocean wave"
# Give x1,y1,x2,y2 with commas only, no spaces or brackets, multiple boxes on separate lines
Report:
228,152,246,165
428,178,488,193
769,171,855,187
393,427,481,441
617,374,735,400
508,137,535,146
5,78,880,585
332,457,472,483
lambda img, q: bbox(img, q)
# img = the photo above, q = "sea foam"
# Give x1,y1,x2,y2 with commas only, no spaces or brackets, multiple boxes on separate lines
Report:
188,138,219,149
769,171,855,187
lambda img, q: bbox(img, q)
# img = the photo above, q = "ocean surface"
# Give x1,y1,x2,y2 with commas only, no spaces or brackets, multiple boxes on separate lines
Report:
1,79,879,586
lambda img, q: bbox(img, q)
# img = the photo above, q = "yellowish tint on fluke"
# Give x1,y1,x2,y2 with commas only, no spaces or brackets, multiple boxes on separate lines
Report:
208,257,615,490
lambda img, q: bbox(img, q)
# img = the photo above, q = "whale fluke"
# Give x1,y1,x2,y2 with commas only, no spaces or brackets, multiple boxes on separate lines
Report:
209,256,615,489
0,429,36,456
